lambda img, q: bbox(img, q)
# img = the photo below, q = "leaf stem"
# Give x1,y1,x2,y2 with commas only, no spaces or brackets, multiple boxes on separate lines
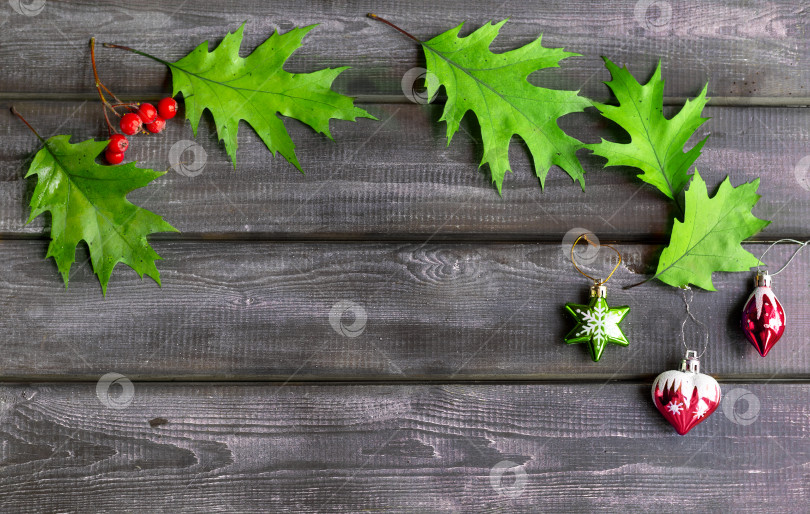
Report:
10,106,45,143
623,277,653,290
367,13,421,43
102,42,173,67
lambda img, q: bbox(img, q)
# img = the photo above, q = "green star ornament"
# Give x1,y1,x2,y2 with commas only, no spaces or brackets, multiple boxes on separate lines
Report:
564,285,630,362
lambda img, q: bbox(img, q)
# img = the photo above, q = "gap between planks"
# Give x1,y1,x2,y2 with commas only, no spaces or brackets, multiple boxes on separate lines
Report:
0,233,805,245
1,376,809,384
2,93,809,107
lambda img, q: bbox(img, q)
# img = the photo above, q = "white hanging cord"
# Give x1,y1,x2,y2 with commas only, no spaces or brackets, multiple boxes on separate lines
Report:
680,287,709,358
757,239,810,276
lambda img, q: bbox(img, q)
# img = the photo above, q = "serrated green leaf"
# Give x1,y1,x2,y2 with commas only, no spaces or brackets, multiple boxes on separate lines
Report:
586,58,709,201
653,170,769,290
422,20,591,193
26,135,177,295
167,24,375,168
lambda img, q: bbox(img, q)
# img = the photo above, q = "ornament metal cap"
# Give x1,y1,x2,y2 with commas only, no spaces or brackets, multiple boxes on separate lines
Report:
679,350,700,374
755,271,771,288
590,283,607,298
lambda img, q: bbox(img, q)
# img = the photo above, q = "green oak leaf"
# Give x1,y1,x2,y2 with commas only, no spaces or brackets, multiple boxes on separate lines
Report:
653,170,769,290
586,58,709,201
422,20,591,193
166,24,375,168
26,135,177,295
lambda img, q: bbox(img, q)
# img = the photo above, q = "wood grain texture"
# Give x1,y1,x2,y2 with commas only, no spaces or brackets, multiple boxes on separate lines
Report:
2,101,808,240
1,240,807,380
0,0,807,101
2,2,808,510
0,382,806,512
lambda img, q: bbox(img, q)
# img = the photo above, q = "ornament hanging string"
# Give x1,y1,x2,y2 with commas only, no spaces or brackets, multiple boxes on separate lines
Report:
570,233,622,286
756,239,810,276
680,287,709,358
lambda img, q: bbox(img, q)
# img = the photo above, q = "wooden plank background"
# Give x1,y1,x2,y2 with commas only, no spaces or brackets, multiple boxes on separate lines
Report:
2,102,809,240
1,0,808,510
0,382,807,512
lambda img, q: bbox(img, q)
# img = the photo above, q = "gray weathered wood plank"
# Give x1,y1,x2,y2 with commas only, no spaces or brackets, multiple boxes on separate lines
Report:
0,382,805,512
1,240,807,380
0,0,807,101
2,2,808,512
2,102,808,240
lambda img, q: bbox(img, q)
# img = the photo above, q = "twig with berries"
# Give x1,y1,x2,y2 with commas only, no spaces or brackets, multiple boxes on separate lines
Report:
89,37,178,164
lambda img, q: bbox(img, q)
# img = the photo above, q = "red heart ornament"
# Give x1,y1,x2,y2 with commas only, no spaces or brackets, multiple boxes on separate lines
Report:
651,352,721,435
741,273,785,357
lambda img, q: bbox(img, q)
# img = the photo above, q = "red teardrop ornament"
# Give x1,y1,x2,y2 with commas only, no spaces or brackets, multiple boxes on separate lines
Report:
741,272,785,357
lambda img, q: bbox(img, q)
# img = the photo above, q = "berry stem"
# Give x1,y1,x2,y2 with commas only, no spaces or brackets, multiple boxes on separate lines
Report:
110,102,140,110
99,82,122,104
367,14,421,43
101,109,115,136
10,106,45,144
89,37,121,136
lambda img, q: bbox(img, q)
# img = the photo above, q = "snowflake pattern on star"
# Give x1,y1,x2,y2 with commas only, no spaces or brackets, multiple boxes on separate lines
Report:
564,296,630,362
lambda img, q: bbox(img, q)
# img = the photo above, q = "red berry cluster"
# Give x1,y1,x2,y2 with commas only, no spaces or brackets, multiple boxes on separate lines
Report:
90,38,182,165
106,97,178,164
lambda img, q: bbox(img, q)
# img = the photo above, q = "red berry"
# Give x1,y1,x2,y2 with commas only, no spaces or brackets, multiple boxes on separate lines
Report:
108,133,129,153
137,103,157,124
157,97,178,119
145,116,166,133
120,112,142,135
105,148,125,165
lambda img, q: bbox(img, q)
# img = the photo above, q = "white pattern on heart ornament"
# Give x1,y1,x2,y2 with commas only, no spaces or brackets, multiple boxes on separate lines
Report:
652,354,721,435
